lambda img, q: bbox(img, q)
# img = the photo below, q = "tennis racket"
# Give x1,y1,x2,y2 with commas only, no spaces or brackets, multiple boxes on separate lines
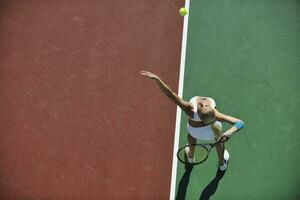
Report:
177,140,223,165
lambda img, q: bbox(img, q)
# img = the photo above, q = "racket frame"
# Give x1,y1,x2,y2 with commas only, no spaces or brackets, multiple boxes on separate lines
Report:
176,142,217,165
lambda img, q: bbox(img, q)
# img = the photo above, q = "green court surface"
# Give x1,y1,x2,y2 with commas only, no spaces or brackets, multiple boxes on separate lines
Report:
173,0,300,199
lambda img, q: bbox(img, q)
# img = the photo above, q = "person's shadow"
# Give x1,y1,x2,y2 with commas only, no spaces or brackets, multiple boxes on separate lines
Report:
199,169,227,200
175,163,194,200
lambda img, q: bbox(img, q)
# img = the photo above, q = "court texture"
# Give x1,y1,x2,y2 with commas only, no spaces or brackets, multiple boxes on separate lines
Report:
0,0,299,200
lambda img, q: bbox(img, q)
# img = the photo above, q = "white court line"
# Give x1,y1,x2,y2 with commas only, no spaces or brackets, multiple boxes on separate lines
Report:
169,0,191,199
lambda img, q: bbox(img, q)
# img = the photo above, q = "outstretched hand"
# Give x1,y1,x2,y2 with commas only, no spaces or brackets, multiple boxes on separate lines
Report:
140,71,160,80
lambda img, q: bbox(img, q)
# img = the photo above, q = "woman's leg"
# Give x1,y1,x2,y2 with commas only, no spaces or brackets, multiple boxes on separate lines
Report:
211,121,225,166
215,142,225,166
187,133,196,158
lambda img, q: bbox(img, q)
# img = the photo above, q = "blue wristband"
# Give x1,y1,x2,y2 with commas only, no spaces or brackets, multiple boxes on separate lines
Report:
233,121,244,130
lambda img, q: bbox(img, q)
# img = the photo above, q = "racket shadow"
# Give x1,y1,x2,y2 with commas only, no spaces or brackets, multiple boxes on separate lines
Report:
175,163,194,200
199,169,227,200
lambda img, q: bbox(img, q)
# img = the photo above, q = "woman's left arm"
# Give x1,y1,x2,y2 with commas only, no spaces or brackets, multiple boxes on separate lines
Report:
214,109,245,142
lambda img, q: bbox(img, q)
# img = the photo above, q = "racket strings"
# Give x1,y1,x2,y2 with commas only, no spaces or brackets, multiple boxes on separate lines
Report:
177,145,209,165
193,145,208,163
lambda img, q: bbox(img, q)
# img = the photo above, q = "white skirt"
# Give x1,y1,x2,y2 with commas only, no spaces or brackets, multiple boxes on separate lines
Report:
187,121,222,141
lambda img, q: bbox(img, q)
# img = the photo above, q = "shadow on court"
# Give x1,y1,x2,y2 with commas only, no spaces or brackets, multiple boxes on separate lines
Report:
199,169,227,200
175,164,194,200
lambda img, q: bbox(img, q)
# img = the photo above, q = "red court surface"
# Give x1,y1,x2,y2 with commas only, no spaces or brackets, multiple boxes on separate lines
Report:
0,0,183,199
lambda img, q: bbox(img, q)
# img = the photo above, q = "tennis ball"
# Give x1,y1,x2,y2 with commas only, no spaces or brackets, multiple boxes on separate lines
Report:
179,7,188,16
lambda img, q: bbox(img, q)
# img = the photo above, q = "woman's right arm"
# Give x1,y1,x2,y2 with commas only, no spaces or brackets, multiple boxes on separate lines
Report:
140,71,193,116
214,109,245,142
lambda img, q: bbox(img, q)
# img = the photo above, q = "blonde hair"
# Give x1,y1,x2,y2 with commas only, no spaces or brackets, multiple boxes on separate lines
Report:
198,106,216,124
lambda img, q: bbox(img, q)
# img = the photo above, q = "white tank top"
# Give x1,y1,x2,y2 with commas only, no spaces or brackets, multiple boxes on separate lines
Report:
189,96,216,122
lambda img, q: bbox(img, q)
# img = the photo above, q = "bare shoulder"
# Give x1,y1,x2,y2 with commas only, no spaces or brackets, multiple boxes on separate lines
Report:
178,97,193,110
180,100,193,117
183,101,193,111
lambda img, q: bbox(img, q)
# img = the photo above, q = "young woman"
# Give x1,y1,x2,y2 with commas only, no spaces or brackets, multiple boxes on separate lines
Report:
140,71,244,171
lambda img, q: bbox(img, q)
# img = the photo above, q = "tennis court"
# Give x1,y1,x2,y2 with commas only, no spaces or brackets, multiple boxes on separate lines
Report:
170,0,300,199
1,0,299,199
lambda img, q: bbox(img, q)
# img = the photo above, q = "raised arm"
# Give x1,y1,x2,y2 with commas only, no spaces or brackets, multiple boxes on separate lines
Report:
140,71,192,116
215,109,245,142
